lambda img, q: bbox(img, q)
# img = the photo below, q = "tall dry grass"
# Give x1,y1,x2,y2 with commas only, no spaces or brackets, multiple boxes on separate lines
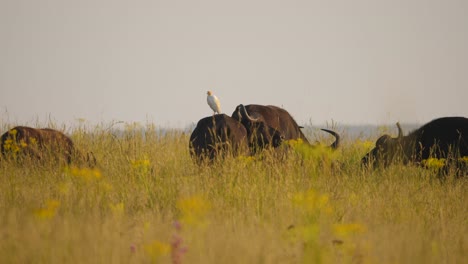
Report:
0,122,466,263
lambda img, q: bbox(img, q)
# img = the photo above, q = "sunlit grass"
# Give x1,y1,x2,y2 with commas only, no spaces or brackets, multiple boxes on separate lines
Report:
0,122,466,263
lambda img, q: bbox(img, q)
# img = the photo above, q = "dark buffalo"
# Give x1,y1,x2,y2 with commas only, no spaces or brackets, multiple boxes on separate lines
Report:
362,117,468,169
1,126,95,165
231,104,340,149
189,114,249,162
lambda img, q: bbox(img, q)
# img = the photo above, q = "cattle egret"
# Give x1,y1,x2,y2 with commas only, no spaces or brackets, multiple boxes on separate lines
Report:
207,91,221,114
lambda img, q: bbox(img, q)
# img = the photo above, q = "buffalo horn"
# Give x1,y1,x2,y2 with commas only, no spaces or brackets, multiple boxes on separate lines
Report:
238,104,259,122
396,122,403,138
321,129,340,149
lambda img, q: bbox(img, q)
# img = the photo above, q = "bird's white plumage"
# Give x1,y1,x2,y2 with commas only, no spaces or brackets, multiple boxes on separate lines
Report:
207,91,221,114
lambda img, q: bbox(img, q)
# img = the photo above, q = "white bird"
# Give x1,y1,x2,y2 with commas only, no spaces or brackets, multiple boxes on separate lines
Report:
207,90,222,115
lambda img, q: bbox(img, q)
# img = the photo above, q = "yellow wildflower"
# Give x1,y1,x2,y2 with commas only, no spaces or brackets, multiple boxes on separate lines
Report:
236,155,255,164
34,199,60,220
422,158,446,170
65,166,102,182
58,183,71,195
293,189,333,215
8,129,17,136
2,138,23,153
143,221,151,231
177,195,211,227
29,138,37,145
356,140,375,151
333,223,367,237
3,139,13,151
20,140,28,148
99,181,113,192
286,138,305,148
131,156,151,174
144,240,170,262
109,202,125,216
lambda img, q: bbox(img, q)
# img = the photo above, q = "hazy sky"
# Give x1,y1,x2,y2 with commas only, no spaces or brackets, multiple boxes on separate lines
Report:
1,0,467,128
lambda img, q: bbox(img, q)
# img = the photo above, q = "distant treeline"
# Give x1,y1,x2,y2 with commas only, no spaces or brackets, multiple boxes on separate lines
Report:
108,123,422,142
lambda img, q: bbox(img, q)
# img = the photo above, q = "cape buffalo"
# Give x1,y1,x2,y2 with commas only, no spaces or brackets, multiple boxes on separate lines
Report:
189,114,249,162
231,104,340,149
1,126,95,165
234,105,285,151
361,117,468,170
189,109,285,162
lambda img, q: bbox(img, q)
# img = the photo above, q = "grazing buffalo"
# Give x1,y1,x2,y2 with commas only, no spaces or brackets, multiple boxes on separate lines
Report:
361,117,468,169
189,114,249,162
231,104,340,149
0,126,95,165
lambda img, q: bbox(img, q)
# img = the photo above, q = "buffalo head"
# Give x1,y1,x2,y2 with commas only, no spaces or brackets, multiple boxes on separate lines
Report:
234,104,284,152
361,123,404,168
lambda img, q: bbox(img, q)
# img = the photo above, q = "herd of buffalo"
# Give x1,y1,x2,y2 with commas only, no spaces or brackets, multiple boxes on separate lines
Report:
1,104,468,175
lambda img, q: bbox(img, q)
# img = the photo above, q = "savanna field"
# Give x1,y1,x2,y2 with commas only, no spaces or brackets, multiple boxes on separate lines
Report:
0,122,466,264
